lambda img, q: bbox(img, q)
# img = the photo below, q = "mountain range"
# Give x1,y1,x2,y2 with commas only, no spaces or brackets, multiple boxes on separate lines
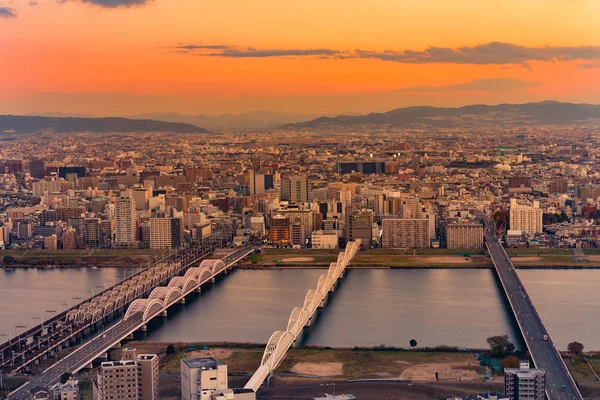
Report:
0,115,209,134
279,101,600,130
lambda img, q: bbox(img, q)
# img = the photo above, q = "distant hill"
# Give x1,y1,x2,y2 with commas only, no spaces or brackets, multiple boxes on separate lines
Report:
125,111,348,131
279,101,600,130
0,115,210,134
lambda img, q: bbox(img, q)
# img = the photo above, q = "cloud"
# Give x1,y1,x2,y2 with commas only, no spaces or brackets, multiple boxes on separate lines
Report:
392,78,541,93
0,6,17,17
58,0,153,8
577,61,600,69
173,44,343,58
173,41,600,69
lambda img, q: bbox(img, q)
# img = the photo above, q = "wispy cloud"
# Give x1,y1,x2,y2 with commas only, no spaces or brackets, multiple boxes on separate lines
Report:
392,78,541,93
58,0,153,8
577,61,600,69
0,6,17,18
172,41,600,70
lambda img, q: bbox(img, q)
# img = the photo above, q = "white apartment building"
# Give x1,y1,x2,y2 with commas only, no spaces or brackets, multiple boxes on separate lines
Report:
509,199,543,235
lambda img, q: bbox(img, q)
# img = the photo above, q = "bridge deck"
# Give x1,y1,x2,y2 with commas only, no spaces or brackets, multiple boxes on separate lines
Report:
7,246,255,400
484,219,582,400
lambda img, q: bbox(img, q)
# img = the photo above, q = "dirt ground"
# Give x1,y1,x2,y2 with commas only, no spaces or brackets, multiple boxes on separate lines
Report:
291,362,343,376
421,256,472,264
280,257,316,263
399,360,485,381
511,256,543,262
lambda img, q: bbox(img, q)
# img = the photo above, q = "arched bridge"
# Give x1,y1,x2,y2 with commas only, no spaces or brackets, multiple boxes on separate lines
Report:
245,240,361,392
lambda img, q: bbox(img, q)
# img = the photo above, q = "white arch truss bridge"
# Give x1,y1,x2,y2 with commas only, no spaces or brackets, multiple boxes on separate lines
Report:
245,240,361,392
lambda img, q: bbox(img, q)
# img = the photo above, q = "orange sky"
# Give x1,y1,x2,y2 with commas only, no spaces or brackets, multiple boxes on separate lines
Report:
1,0,599,115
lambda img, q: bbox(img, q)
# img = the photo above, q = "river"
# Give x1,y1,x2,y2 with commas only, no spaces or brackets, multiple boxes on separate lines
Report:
0,268,598,351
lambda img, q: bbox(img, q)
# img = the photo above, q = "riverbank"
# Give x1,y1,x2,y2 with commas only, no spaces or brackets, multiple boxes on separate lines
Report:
1,247,600,269
107,341,600,399
244,248,600,269
0,249,165,268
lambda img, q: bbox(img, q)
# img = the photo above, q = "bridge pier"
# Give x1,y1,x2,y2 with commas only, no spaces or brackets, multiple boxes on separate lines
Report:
140,325,147,332
179,298,186,305
126,334,134,340
111,342,122,349
211,277,216,283
161,310,168,317
195,287,201,293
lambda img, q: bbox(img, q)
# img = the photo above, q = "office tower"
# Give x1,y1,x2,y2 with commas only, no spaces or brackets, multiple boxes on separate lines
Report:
275,209,313,241
336,160,385,175
58,166,86,179
345,207,373,249
149,217,183,249
131,187,152,210
509,199,543,235
115,197,137,247
504,366,545,400
280,175,309,203
268,216,290,244
28,159,45,179
446,223,484,249
311,230,339,249
180,357,228,400
381,217,430,249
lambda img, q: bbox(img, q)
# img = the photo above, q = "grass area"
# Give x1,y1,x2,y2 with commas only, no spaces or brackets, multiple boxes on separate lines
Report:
156,344,486,381
567,356,598,383
505,248,574,255
0,249,163,257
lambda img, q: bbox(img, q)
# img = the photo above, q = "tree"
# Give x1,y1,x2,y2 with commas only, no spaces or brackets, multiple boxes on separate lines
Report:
486,335,515,358
410,339,417,349
568,341,584,355
166,344,176,354
60,372,72,384
3,255,16,265
500,355,520,369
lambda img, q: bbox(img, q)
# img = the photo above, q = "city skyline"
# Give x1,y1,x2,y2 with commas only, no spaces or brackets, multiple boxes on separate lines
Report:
1,0,600,115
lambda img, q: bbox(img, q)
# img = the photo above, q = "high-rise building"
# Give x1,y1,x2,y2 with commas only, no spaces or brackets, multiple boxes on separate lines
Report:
275,209,313,241
84,218,101,248
381,217,430,249
281,175,309,203
27,159,45,179
446,223,484,249
115,197,137,247
137,354,160,400
504,366,545,400
268,216,290,244
149,217,183,249
93,351,159,400
180,357,228,400
509,199,543,235
345,207,373,250
575,183,600,201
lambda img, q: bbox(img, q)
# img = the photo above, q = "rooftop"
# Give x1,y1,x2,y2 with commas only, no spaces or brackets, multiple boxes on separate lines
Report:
181,356,224,370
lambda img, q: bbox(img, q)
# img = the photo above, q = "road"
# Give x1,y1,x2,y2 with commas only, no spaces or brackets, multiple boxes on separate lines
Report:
7,246,256,400
483,218,582,400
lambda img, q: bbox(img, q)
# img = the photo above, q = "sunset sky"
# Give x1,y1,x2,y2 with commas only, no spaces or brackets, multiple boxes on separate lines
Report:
1,0,600,115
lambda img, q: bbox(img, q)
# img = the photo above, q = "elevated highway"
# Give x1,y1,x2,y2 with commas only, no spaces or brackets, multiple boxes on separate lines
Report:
483,218,582,400
7,246,256,400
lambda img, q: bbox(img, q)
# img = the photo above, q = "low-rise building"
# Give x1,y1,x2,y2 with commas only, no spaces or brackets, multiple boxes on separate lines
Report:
181,357,228,400
311,230,339,249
